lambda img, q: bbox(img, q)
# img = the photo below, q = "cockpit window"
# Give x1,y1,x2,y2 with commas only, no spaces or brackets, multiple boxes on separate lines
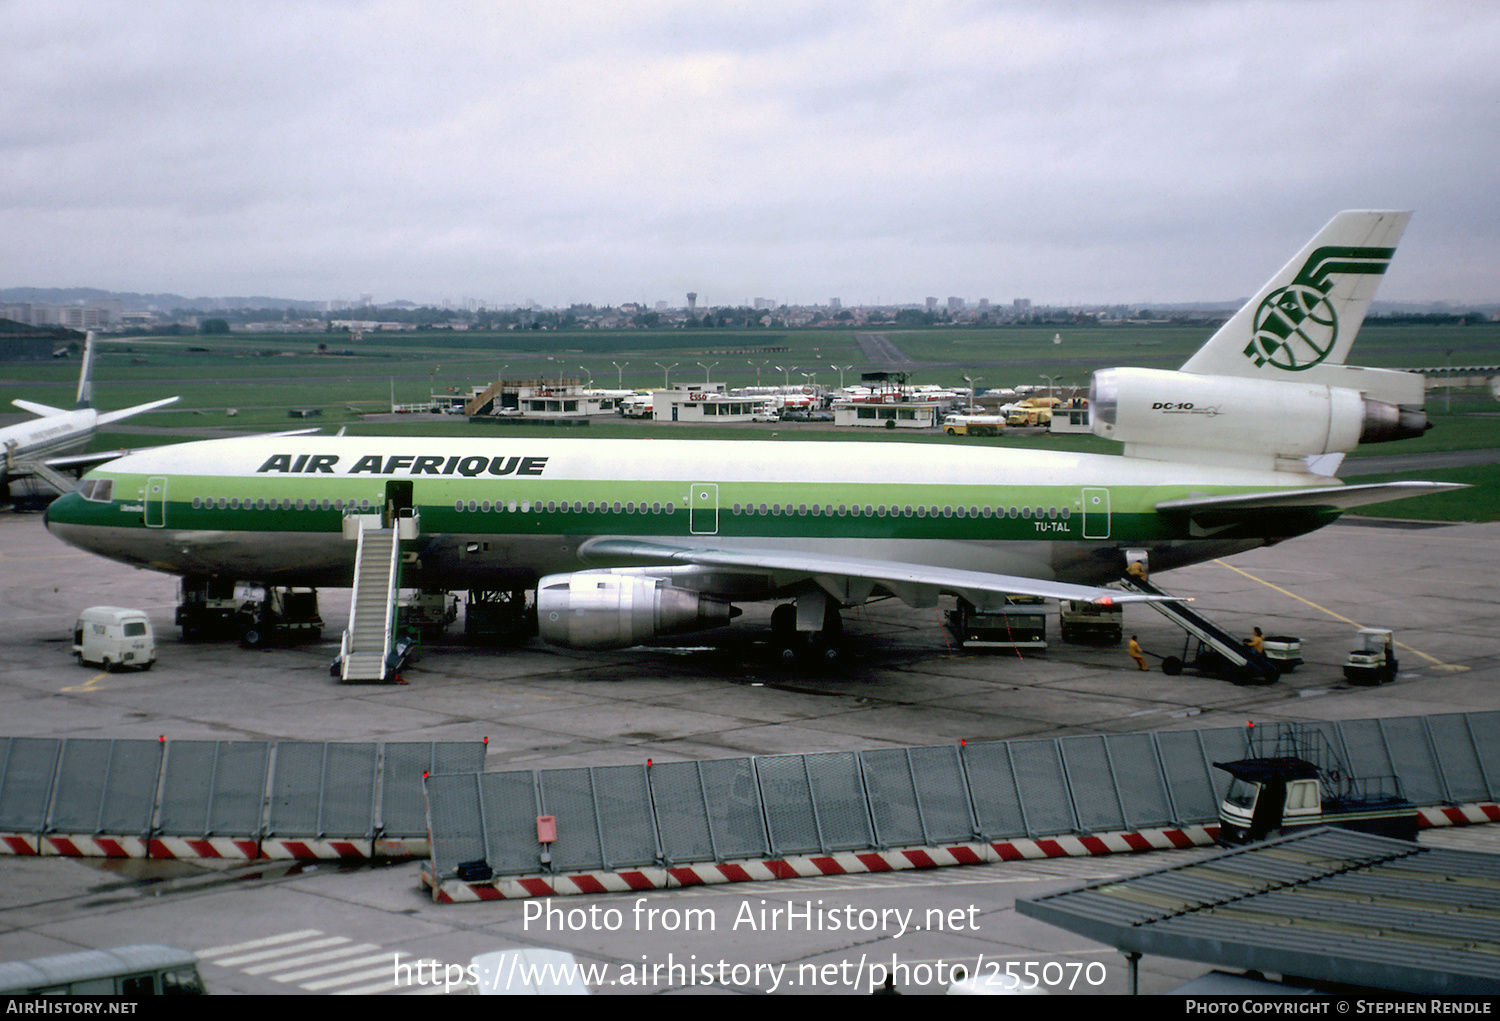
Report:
79,478,114,502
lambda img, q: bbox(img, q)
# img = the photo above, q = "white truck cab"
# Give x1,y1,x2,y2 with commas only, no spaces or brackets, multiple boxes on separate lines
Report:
73,606,156,672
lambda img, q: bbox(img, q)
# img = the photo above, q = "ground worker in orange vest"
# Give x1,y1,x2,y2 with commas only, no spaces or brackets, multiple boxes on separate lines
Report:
1128,635,1148,671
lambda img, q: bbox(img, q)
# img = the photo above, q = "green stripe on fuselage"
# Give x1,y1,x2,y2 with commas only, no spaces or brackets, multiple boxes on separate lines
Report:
65,471,1331,544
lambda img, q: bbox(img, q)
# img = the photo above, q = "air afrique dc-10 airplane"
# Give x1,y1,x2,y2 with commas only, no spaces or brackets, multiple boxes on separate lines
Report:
44,211,1460,656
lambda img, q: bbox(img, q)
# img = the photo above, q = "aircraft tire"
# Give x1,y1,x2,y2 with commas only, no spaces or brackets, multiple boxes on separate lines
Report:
808,635,843,669
773,638,801,667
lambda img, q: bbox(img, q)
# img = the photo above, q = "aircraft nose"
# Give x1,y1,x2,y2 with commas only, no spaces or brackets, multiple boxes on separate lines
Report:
43,492,79,535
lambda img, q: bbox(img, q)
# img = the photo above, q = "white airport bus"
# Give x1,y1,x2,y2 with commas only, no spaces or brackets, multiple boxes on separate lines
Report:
0,945,206,996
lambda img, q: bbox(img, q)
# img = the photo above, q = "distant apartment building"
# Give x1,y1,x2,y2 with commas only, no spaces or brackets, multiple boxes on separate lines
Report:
3,300,121,330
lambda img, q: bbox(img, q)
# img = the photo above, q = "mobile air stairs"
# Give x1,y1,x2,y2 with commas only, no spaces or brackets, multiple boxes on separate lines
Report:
1118,558,1281,686
337,502,419,683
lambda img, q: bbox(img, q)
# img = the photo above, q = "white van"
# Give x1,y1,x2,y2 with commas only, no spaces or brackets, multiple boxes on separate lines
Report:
73,606,156,672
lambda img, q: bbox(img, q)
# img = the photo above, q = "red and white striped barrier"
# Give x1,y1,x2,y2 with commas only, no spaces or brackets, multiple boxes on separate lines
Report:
42,835,150,858
420,824,1221,903
260,838,373,860
146,836,264,860
0,832,429,861
1,835,40,856
1419,803,1500,827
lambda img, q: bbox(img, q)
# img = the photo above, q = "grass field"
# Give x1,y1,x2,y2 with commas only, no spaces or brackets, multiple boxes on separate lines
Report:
9,321,1496,522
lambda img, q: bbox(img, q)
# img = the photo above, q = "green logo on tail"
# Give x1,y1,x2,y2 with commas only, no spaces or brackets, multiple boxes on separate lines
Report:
1244,245,1394,370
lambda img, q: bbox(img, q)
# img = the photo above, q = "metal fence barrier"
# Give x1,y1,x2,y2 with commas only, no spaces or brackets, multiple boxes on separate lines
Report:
425,710,1500,879
0,737,485,857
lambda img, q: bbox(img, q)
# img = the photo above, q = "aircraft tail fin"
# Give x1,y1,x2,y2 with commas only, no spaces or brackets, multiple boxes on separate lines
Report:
1179,210,1418,404
74,332,97,409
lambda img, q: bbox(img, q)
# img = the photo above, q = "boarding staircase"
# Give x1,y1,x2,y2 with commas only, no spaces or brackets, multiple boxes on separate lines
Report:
17,459,77,496
1118,574,1280,685
464,379,507,417
339,514,407,683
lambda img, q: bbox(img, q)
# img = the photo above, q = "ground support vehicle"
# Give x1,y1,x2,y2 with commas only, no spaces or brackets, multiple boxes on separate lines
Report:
1119,575,1281,685
0,944,205,996
399,588,459,640
73,606,156,671
1260,634,1303,673
175,576,240,640
945,597,1047,651
1344,627,1398,685
236,586,324,647
942,414,1005,436
1214,722,1416,844
1058,599,1122,644
1159,638,1281,685
465,588,536,644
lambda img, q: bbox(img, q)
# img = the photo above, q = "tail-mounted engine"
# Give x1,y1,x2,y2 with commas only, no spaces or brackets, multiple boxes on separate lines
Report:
1090,368,1429,470
536,572,736,650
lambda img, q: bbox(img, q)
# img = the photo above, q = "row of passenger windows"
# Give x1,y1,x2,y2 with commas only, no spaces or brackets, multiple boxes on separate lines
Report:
192,496,374,511
457,499,677,515
183,494,1071,521
453,499,1071,520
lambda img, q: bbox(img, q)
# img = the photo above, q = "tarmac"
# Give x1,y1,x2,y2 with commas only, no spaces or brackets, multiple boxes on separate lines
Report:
0,509,1496,994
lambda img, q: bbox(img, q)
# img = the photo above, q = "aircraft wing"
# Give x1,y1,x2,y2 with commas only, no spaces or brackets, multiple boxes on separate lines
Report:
1155,481,1466,525
37,450,138,473
95,396,180,426
577,537,1173,610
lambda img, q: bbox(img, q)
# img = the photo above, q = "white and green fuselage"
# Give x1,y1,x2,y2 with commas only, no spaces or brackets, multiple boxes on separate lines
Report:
43,433,1332,592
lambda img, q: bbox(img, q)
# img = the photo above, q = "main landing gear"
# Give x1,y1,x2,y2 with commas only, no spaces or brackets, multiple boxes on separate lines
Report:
769,590,845,669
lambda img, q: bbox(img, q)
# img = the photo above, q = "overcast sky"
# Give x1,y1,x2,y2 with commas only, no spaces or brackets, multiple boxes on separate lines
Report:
5,1,1499,308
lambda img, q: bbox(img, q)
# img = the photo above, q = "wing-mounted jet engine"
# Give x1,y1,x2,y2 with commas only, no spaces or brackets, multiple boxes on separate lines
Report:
536,573,738,650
